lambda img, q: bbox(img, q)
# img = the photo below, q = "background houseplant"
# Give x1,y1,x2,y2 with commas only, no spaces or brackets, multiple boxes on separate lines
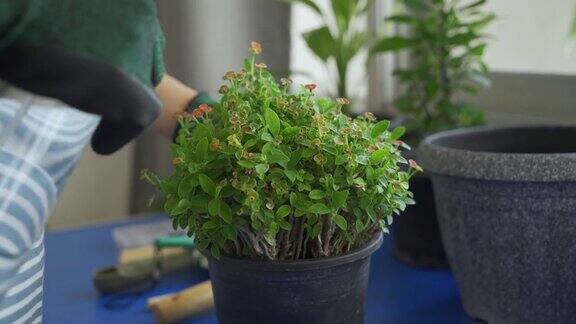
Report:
371,0,494,267
283,0,376,111
147,43,419,323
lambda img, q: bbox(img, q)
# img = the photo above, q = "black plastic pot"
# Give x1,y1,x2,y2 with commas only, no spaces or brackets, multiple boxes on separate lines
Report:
207,234,383,324
419,125,576,323
392,174,448,268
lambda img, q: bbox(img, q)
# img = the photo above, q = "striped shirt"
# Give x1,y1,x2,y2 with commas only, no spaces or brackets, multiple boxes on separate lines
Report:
0,98,98,323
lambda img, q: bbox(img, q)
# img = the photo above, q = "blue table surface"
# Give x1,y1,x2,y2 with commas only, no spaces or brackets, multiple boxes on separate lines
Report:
44,214,470,324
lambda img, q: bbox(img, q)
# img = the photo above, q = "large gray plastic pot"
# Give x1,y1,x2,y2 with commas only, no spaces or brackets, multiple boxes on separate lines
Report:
418,125,576,324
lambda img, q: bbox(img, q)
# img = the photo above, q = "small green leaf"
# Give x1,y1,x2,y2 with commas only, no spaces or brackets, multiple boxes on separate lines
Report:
202,220,219,230
390,127,406,140
332,190,349,208
210,245,221,258
284,169,297,182
290,192,298,207
255,163,269,176
355,219,364,232
333,214,348,230
244,138,258,149
309,190,326,200
264,108,281,137
261,132,274,142
237,160,256,168
283,126,300,137
172,199,190,215
222,225,237,240
220,200,233,223
335,155,346,165
268,150,290,165
308,203,331,214
288,150,302,169
208,198,220,216
371,120,391,138
276,205,291,218
196,137,209,160
370,149,388,164
199,174,216,196
279,220,292,230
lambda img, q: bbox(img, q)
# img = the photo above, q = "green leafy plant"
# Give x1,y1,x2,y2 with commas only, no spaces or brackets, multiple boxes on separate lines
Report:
282,0,375,103
372,0,495,137
145,42,419,260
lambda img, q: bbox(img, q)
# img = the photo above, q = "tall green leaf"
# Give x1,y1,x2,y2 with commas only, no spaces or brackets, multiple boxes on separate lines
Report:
331,0,358,32
303,26,336,62
264,108,281,137
199,174,216,196
371,36,418,54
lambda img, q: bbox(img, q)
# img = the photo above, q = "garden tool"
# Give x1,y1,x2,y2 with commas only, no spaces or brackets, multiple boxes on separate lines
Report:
92,235,207,294
148,280,214,323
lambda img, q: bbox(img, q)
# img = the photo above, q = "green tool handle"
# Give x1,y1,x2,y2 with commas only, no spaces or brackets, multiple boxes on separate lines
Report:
155,235,195,249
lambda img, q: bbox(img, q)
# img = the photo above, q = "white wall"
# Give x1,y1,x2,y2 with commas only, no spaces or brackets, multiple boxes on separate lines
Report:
47,144,134,230
484,0,576,75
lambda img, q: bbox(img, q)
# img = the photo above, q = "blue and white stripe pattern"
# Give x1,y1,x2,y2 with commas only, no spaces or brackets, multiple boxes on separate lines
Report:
0,98,98,323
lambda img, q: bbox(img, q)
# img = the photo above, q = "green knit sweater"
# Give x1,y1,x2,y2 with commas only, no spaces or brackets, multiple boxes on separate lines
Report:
0,0,165,87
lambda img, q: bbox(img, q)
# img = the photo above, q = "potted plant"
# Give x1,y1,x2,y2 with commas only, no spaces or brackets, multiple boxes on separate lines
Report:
418,125,576,323
147,43,420,323
370,0,494,267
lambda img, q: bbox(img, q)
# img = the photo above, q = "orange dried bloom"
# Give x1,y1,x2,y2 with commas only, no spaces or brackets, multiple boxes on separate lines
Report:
305,84,317,92
191,108,204,118
198,103,212,113
172,157,184,165
210,138,222,152
363,112,376,121
250,41,262,54
409,159,423,172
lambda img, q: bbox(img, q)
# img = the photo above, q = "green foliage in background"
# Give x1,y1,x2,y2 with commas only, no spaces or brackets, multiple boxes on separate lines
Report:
372,0,494,137
282,0,376,104
145,43,419,260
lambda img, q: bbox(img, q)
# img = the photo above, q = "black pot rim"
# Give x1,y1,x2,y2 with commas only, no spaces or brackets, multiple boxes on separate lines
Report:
206,233,383,271
418,124,576,182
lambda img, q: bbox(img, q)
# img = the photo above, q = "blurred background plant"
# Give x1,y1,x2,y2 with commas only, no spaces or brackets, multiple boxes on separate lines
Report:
281,0,376,110
372,0,495,139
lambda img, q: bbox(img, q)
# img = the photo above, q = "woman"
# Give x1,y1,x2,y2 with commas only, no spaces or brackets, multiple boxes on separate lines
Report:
0,1,213,322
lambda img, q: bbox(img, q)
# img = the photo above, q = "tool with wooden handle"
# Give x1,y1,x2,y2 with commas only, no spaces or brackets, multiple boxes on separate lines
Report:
148,280,214,323
93,235,202,294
